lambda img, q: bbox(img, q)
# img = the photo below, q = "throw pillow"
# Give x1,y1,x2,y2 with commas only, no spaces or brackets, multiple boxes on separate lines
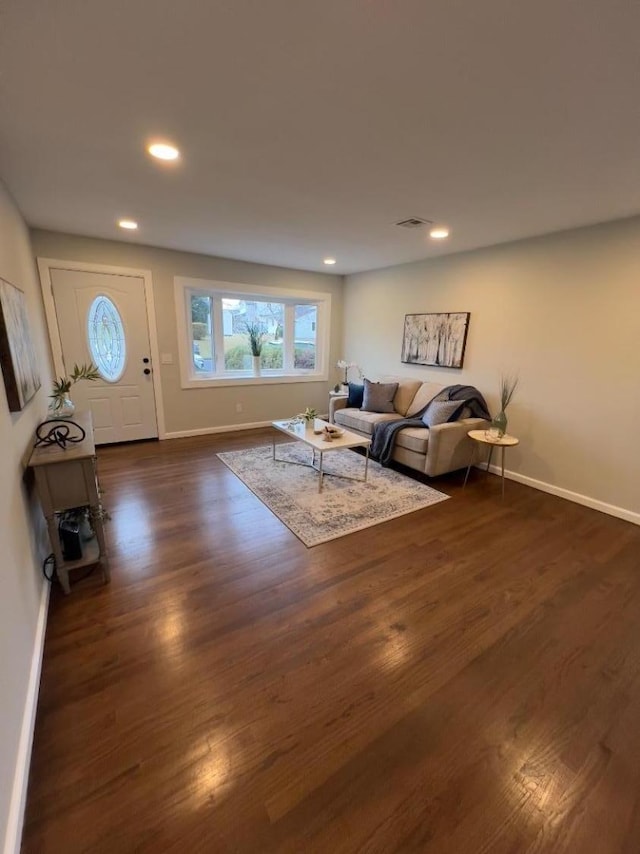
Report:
361,378,399,413
422,399,465,427
347,382,364,408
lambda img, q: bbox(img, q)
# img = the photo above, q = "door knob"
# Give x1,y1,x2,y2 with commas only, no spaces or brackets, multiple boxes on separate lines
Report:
143,368,151,375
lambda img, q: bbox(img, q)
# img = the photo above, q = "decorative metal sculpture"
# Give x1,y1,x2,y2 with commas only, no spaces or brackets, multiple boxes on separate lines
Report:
34,419,86,450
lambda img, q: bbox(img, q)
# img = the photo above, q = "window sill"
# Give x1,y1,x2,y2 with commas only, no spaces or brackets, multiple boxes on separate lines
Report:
180,372,328,390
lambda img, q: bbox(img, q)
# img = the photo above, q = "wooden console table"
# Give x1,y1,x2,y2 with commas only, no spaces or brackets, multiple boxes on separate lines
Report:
28,411,110,594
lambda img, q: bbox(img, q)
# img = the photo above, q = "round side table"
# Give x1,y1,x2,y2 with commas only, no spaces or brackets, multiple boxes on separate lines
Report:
463,429,519,499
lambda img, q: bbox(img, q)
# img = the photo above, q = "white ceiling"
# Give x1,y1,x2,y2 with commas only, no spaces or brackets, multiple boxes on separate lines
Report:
1,0,639,274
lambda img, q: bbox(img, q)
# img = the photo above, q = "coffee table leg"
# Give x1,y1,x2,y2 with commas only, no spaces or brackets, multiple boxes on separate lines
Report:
364,445,369,482
318,451,324,493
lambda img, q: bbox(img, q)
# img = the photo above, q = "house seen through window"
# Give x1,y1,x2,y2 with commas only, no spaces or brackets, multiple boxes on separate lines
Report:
179,280,328,383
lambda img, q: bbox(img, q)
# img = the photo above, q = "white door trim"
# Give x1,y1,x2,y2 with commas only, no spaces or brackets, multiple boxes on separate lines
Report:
36,257,166,439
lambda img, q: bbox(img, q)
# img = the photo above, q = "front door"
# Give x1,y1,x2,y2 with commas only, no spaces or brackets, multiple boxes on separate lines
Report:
50,268,158,444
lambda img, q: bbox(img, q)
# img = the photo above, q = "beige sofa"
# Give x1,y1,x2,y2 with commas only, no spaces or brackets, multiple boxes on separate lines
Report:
329,378,489,477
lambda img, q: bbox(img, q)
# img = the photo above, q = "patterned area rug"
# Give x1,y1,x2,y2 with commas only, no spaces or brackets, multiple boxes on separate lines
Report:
217,443,449,547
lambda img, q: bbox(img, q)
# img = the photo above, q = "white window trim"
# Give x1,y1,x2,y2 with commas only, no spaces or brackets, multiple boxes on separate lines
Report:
174,276,331,388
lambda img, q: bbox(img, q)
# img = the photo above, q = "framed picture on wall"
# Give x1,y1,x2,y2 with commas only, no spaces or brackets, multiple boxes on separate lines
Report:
401,312,470,369
0,278,41,411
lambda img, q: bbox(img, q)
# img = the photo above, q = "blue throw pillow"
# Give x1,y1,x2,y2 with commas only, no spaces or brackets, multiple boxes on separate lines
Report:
347,382,364,408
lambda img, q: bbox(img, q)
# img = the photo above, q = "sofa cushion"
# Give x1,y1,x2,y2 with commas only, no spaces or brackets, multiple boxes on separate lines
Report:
347,382,364,408
361,378,398,413
394,426,430,455
391,379,422,416
334,408,399,436
422,398,465,427
405,382,445,417
334,409,430,454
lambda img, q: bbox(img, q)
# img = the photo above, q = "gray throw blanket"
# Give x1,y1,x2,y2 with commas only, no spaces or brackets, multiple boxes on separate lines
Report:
370,384,490,466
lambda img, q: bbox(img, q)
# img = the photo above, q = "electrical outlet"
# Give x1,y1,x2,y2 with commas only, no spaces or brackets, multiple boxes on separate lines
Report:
235,403,243,413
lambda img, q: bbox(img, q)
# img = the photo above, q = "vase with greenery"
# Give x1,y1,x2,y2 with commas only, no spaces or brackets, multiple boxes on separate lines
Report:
490,374,518,438
245,322,266,376
49,362,101,417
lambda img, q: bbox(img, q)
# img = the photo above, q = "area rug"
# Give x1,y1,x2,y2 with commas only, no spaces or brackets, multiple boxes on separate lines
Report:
217,443,449,547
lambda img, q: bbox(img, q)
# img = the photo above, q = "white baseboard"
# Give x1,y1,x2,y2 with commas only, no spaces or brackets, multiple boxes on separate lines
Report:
3,579,50,854
163,420,273,440
163,424,639,526
483,464,640,526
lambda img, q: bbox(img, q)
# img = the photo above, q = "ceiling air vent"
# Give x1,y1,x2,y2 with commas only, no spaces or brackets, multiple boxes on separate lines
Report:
395,217,432,229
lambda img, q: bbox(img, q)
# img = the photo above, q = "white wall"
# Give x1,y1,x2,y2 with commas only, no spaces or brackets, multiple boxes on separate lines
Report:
30,230,344,434
0,182,52,852
344,216,640,519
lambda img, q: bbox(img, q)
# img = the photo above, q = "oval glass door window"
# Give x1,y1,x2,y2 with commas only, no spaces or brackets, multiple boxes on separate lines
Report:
87,295,126,382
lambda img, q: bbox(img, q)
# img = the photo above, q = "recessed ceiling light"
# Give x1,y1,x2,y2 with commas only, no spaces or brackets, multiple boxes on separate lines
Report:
323,257,337,265
429,227,450,240
118,219,138,230
147,142,180,161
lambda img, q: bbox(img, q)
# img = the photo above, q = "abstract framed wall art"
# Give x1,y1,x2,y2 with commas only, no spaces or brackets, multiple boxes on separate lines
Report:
0,278,41,410
401,312,470,369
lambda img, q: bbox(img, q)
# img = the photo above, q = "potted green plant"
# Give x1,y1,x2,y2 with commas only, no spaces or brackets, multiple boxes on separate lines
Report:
49,362,101,417
245,322,266,376
489,374,519,438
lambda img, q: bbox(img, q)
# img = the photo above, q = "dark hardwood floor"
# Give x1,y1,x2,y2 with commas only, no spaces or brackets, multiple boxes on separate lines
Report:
22,428,640,853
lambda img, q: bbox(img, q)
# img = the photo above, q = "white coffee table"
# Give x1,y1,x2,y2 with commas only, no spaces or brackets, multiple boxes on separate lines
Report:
271,418,371,492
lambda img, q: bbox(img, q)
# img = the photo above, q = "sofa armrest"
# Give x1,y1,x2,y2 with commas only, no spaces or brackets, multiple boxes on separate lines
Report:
425,417,489,477
329,396,348,423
